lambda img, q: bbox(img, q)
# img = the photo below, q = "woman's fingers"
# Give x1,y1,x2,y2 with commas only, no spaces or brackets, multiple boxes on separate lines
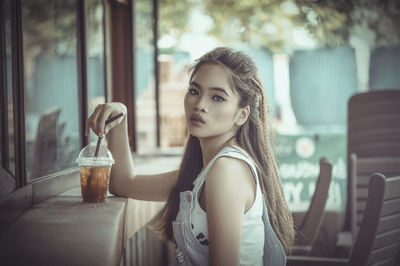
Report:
86,103,126,137
96,105,111,137
89,105,103,137
104,116,123,134
85,116,91,136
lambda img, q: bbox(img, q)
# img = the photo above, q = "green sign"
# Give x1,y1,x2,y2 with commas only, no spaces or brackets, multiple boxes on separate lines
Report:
275,130,347,212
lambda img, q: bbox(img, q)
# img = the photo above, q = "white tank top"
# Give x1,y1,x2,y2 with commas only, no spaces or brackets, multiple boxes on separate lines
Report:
172,145,286,266
191,145,264,265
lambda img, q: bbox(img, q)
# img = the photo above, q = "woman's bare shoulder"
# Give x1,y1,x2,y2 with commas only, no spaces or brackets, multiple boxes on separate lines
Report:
209,155,253,179
205,156,255,197
204,155,256,214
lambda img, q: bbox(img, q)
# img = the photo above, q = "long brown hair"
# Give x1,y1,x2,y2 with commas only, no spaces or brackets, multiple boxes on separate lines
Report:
151,47,294,253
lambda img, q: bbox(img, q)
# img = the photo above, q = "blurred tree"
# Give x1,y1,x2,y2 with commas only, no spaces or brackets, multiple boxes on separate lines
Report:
159,0,191,43
19,0,400,54
135,0,190,49
203,0,300,52
294,0,400,47
21,0,102,55
22,0,76,55
202,0,400,52
135,0,154,48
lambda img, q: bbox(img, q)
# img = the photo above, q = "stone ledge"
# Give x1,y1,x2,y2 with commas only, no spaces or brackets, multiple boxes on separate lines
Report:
0,187,127,266
0,168,167,266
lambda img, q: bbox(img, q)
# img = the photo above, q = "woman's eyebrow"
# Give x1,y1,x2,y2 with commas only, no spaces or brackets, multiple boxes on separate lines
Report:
191,81,231,97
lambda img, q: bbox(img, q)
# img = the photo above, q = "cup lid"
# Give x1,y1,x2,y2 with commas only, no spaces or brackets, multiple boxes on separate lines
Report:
76,144,115,166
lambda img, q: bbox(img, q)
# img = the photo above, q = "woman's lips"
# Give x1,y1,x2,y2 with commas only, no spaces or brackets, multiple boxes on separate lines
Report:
190,113,205,126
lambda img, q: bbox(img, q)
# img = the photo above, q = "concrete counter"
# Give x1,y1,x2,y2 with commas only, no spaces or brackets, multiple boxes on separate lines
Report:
0,173,165,266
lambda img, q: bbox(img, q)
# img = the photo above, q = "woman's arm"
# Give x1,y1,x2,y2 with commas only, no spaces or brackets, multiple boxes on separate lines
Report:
204,157,256,266
86,102,178,202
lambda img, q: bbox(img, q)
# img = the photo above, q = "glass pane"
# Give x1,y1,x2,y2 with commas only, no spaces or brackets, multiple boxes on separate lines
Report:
158,0,191,147
0,0,15,199
134,0,156,152
22,0,80,180
158,0,202,149
86,0,105,144
158,53,189,148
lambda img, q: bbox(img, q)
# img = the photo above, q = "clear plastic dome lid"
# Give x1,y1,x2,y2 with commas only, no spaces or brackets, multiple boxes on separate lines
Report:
76,144,115,166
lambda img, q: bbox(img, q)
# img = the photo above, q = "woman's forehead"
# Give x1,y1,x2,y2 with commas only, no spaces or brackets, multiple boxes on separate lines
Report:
192,64,236,94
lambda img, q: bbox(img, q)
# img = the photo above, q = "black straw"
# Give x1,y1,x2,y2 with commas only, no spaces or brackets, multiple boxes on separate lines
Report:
105,112,124,125
94,137,102,158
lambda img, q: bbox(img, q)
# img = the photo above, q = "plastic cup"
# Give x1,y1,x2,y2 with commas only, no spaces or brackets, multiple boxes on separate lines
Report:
76,144,115,203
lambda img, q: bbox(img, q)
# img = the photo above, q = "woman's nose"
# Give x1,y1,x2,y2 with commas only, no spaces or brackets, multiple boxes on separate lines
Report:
194,97,207,112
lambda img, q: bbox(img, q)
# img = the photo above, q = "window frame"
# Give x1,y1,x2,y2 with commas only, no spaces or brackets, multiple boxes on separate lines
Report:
0,0,7,169
109,0,137,151
0,0,15,187
10,0,25,188
77,0,89,149
153,0,160,148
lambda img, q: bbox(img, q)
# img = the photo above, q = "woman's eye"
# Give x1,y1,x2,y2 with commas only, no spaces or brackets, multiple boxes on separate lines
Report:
189,88,199,95
212,95,225,102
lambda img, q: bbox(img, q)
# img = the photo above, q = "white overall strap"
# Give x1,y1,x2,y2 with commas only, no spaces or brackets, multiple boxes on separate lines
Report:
228,145,259,185
192,146,231,194
192,145,259,196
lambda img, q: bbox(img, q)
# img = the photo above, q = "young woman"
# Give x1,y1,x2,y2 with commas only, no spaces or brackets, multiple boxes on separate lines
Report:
86,47,294,266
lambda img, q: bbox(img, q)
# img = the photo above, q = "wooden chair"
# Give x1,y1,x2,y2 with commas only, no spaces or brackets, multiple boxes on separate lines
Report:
292,158,333,255
345,90,400,226
347,89,400,109
339,89,400,252
32,109,62,178
351,156,400,234
347,113,400,158
338,155,400,250
287,173,400,266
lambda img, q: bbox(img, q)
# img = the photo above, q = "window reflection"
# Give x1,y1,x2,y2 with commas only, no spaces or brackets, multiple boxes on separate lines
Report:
86,0,106,144
21,0,80,180
158,54,189,148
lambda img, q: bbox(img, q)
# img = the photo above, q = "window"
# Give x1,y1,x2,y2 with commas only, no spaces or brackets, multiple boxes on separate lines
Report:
21,0,81,180
0,0,108,197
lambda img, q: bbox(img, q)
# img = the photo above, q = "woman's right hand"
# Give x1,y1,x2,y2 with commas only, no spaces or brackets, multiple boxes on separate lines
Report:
85,102,127,138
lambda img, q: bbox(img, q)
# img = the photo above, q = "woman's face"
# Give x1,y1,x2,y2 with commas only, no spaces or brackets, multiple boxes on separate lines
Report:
184,64,243,140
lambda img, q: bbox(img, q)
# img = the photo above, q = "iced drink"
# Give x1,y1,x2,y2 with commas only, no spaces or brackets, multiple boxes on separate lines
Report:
80,165,111,203
76,144,115,203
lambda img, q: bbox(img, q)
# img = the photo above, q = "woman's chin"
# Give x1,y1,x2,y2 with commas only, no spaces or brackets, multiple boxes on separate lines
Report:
187,129,207,139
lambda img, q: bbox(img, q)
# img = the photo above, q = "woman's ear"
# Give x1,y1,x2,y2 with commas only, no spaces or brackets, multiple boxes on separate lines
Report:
236,106,250,126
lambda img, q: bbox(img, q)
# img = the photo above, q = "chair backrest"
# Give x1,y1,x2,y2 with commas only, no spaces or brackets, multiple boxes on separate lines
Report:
32,109,61,178
348,155,400,241
344,89,400,237
349,174,400,266
347,90,400,158
293,158,333,255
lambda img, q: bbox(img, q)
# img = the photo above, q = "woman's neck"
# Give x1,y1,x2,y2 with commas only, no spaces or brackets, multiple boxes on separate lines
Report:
199,133,238,166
